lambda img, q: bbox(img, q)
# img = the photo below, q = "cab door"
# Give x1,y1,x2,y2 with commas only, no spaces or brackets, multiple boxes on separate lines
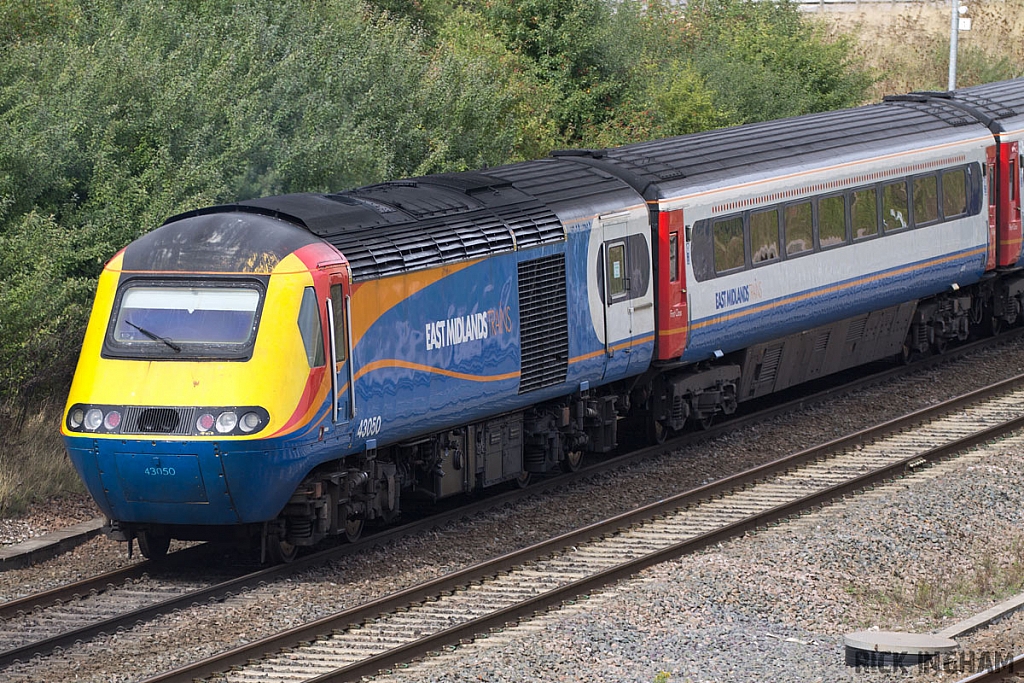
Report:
325,270,353,425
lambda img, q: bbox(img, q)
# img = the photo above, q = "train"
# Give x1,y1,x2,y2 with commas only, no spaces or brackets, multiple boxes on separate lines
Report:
62,78,1024,562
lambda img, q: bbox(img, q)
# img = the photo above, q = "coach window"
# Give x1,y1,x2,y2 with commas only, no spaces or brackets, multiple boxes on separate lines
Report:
713,215,745,273
750,208,779,264
298,287,325,368
669,232,679,282
882,181,909,232
852,187,878,240
913,175,940,226
784,201,813,257
941,168,968,218
818,194,846,248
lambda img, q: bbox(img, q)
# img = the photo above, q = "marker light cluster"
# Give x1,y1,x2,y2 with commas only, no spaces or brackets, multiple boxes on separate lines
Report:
68,407,122,434
66,404,269,436
194,409,266,435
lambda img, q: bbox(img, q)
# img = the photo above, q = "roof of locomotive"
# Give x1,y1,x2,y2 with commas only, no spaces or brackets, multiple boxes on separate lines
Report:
564,97,998,200
164,160,638,282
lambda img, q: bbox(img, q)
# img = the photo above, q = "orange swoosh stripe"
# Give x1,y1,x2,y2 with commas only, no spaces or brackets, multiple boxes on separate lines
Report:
569,335,655,364
354,359,520,383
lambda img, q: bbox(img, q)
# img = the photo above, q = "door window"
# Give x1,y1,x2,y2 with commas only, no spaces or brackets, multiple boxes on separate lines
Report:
329,283,347,362
607,244,627,300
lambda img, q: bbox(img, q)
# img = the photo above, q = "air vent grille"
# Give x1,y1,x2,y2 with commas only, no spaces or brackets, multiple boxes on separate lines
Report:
518,254,569,393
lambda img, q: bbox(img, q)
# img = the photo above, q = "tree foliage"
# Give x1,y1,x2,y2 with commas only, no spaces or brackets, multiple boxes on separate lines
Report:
0,0,872,402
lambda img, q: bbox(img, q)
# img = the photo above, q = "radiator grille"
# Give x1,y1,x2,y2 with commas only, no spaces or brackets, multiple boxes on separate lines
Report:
518,254,568,393
756,345,783,384
123,407,195,436
846,317,867,343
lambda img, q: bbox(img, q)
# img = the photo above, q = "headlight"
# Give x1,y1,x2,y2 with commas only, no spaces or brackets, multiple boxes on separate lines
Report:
69,408,85,429
215,411,238,433
84,409,103,431
239,411,262,433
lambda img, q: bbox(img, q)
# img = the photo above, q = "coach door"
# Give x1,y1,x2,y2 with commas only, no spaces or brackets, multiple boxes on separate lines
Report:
599,212,632,379
326,270,353,425
598,210,653,379
1007,141,1022,265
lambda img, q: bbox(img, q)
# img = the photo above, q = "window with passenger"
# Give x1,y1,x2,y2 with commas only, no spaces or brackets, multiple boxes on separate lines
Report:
882,181,909,232
750,208,780,264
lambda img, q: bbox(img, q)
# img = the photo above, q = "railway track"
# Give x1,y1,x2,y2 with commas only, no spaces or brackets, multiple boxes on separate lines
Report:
135,374,1024,683
3,334,1022,678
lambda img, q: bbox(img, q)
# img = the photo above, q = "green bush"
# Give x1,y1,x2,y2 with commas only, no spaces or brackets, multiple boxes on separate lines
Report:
0,0,545,402
0,0,872,405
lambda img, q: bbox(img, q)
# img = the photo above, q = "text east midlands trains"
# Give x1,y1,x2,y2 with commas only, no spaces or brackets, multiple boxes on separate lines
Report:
715,284,750,311
425,312,491,350
426,306,515,350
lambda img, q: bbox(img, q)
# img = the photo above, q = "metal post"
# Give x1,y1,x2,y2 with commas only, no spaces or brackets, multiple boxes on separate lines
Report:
948,0,959,91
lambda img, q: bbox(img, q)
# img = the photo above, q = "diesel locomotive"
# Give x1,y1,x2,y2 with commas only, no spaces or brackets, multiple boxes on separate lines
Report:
63,78,1024,562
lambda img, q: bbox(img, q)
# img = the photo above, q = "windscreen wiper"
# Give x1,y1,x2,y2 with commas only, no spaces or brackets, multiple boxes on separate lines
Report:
124,320,182,353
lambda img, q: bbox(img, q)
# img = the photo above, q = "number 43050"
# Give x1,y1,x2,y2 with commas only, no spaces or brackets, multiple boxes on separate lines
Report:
356,416,382,438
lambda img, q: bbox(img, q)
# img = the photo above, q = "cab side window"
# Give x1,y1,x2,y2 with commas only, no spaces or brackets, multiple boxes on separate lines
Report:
329,284,347,362
298,287,325,368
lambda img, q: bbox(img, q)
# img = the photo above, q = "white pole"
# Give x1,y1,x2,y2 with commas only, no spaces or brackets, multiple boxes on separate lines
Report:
948,0,959,91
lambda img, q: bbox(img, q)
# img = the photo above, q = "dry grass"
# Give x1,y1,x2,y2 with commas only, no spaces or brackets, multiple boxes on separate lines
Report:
813,0,1024,99
861,537,1024,623
0,397,84,517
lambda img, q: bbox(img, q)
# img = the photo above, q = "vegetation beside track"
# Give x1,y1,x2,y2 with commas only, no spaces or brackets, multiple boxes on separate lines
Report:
0,0,1021,514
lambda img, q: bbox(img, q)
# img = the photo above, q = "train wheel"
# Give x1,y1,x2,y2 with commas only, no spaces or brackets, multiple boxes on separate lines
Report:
697,413,714,430
932,337,948,355
516,470,532,488
137,531,170,560
646,416,669,445
896,341,913,365
343,516,364,543
561,449,585,473
266,535,297,564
